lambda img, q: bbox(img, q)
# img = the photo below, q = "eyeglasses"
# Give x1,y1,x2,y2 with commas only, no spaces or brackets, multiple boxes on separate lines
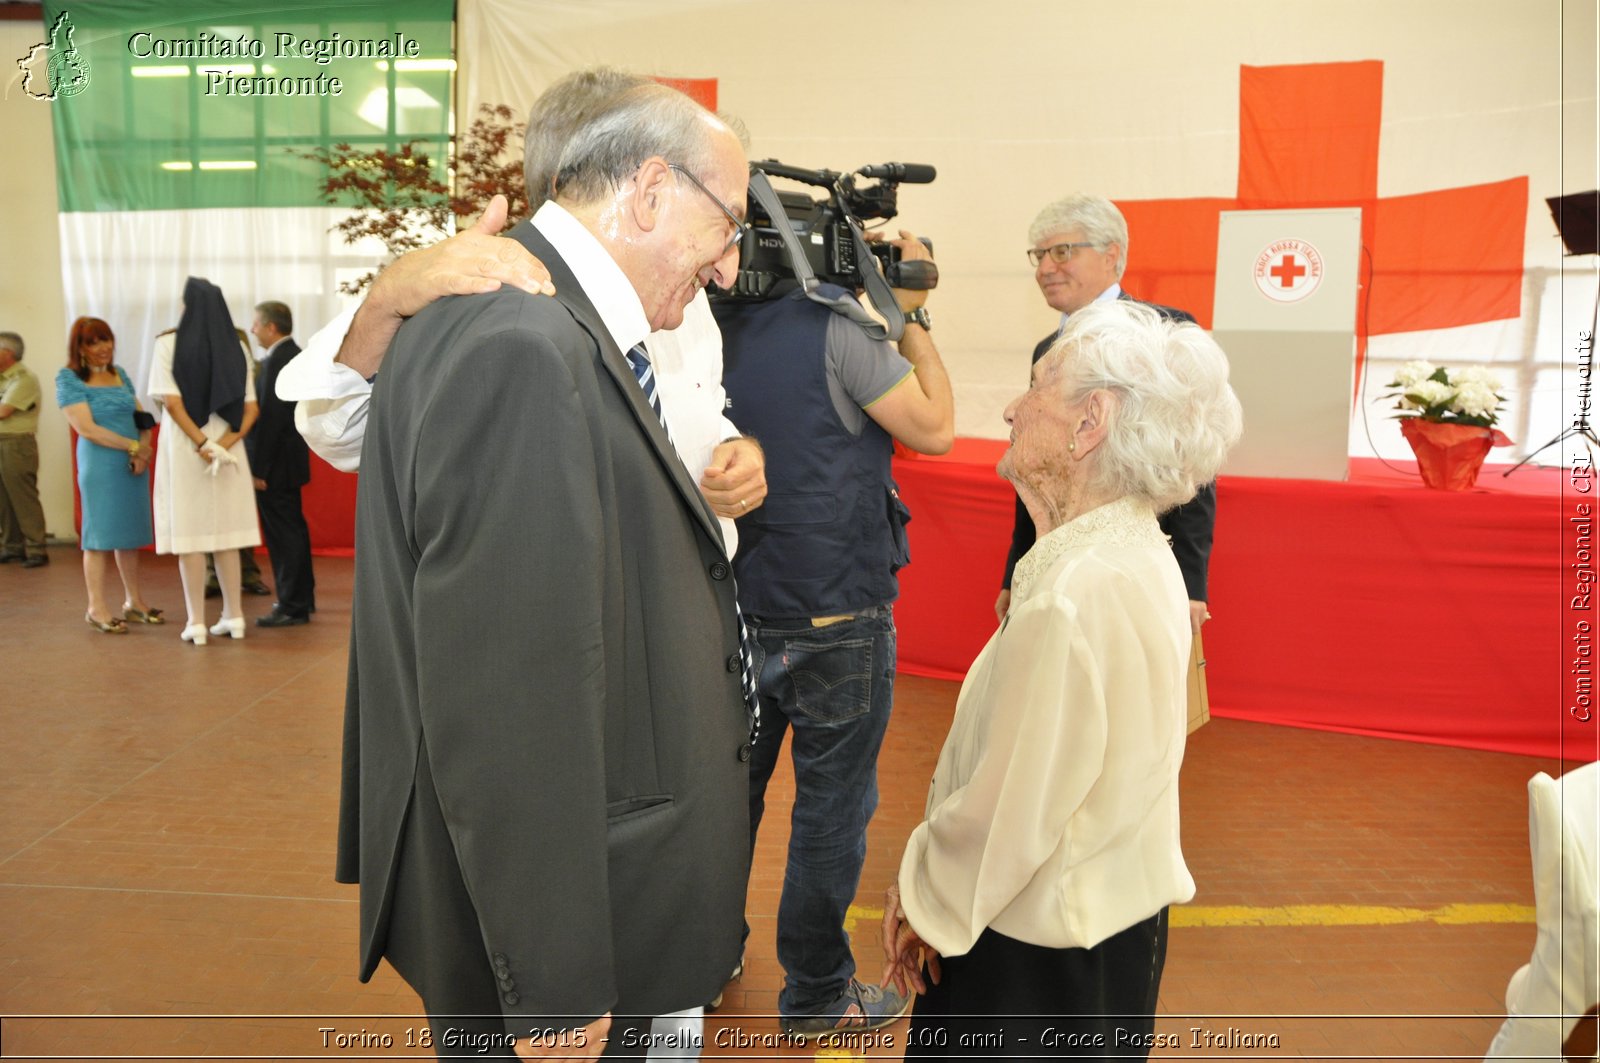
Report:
1027,241,1101,267
669,163,750,255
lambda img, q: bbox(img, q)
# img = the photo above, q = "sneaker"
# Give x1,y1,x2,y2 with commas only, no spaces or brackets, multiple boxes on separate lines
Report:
780,979,910,1040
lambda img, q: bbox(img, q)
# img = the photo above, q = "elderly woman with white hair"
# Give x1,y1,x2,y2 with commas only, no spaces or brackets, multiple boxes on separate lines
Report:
882,301,1242,1057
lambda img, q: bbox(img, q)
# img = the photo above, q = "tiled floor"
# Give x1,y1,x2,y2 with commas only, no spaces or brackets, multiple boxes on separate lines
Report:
0,548,1578,1060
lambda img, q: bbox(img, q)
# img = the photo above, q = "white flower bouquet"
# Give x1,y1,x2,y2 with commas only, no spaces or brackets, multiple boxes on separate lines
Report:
1385,360,1514,489
1385,360,1506,428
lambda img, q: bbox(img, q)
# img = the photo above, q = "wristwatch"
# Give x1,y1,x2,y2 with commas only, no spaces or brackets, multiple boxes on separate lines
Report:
903,307,931,331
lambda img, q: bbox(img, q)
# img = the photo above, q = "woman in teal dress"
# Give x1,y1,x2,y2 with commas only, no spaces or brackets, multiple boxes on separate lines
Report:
56,317,162,633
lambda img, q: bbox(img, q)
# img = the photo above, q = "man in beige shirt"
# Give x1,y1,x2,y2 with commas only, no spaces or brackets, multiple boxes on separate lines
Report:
0,331,49,567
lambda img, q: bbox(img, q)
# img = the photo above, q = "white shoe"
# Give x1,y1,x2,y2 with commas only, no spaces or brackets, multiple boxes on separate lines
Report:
180,623,208,646
209,616,246,640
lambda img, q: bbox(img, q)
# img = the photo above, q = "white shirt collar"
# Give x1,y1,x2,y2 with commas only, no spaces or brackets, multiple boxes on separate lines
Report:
1056,282,1123,334
532,201,651,355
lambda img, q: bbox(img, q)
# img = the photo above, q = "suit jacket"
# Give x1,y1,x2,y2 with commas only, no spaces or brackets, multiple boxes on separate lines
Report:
245,338,310,490
1002,293,1217,601
334,222,751,1029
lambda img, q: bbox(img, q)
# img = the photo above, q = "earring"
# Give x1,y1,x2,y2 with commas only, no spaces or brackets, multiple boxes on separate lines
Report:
1068,440,1077,453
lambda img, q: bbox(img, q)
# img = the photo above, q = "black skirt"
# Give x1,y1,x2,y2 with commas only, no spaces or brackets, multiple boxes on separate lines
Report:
905,908,1169,1060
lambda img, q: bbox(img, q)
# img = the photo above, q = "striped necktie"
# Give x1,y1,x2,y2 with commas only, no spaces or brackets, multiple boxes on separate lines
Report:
626,343,760,740
625,343,666,424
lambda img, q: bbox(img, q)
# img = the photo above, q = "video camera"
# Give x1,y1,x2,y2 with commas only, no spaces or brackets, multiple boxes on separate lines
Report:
717,160,939,305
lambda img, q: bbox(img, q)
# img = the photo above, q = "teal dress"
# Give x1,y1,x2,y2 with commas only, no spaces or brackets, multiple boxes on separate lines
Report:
55,367,154,550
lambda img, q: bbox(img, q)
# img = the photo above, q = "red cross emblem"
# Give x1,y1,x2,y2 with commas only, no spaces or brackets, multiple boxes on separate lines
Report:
1254,239,1324,302
1271,256,1305,286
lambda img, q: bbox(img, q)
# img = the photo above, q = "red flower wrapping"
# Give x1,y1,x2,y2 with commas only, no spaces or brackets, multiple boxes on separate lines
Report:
1399,418,1513,491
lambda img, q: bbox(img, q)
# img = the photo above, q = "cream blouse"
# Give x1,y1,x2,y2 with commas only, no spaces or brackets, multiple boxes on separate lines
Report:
897,496,1196,957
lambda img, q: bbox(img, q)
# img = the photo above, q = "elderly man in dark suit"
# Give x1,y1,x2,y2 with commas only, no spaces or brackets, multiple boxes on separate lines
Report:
336,78,753,1059
996,194,1216,633
246,301,315,627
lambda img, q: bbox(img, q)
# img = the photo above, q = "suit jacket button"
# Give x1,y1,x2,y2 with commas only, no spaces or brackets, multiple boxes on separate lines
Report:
726,654,740,673
710,561,729,580
493,952,508,964
738,743,752,762
503,992,520,1006
498,976,514,991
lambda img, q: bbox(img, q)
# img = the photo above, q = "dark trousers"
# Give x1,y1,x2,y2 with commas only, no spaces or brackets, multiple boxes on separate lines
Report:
745,606,896,1015
256,486,314,615
906,910,1169,1060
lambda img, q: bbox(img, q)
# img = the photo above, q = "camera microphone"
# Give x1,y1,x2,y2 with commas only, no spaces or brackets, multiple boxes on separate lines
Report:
857,162,937,184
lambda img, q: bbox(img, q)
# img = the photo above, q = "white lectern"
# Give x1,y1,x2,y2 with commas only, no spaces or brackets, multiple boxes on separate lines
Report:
1212,208,1362,480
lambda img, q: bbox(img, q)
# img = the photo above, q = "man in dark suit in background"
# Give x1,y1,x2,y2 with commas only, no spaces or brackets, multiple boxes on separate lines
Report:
336,78,753,1059
996,194,1217,632
247,301,315,627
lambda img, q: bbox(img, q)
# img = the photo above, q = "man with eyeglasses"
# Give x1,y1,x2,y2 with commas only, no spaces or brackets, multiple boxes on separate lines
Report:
996,194,1216,636
295,68,767,1061
713,222,954,1038
337,78,757,1059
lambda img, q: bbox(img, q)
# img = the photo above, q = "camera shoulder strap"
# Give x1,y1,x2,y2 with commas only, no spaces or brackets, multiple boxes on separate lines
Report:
746,168,904,343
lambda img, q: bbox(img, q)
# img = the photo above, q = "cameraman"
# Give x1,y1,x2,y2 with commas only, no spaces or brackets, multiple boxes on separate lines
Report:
715,229,953,1036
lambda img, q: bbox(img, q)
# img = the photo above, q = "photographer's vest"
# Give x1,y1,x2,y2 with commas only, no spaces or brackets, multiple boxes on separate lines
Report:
714,286,910,619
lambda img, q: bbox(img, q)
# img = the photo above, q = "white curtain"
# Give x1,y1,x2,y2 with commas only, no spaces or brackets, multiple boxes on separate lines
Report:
57,207,380,402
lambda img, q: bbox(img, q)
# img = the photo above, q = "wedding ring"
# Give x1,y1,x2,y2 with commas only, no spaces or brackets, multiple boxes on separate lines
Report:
738,499,747,510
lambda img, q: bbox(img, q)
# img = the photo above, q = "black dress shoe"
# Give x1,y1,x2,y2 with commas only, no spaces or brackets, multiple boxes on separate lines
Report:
242,580,273,596
0,552,23,564
257,609,310,628
21,555,49,568
205,584,221,599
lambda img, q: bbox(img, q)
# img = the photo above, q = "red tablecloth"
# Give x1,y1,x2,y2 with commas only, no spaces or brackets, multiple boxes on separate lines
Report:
892,439,1593,761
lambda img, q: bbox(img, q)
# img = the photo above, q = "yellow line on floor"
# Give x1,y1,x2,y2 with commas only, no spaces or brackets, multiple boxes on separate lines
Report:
1171,902,1534,927
844,904,885,936
848,902,1534,934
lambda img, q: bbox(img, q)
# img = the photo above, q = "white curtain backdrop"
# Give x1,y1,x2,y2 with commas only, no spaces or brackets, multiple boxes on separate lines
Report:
57,207,381,403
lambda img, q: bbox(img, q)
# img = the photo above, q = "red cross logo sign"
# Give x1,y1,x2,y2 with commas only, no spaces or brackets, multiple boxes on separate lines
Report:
1254,239,1323,302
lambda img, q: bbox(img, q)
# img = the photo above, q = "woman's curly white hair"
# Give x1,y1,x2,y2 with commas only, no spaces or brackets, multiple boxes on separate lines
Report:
1042,301,1243,512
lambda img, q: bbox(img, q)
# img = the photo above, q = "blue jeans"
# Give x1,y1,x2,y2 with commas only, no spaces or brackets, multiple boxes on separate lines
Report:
746,605,897,1016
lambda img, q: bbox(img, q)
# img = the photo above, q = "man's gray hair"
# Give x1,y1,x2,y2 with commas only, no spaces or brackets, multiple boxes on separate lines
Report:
0,332,23,359
254,301,292,336
1043,301,1242,511
524,67,651,211
1028,194,1130,280
550,80,725,206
